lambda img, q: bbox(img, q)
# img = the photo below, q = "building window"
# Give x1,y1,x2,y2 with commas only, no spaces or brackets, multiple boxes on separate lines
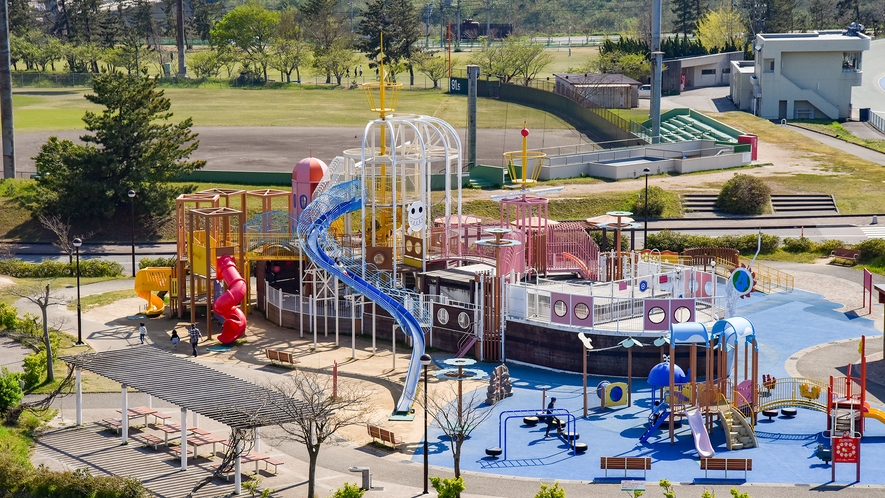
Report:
843,52,861,71
764,59,775,73
722,68,731,74
701,69,716,75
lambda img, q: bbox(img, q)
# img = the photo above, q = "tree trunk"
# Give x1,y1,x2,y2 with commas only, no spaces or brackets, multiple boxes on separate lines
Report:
308,449,318,498
41,298,54,382
295,68,301,83
263,65,268,82
335,75,342,86
409,65,415,86
0,0,16,180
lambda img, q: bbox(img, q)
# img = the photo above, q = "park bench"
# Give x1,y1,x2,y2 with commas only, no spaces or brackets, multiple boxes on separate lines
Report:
137,434,165,450
265,348,299,367
367,424,403,449
169,445,193,459
830,248,860,266
100,418,122,434
212,463,236,482
263,455,285,474
600,456,652,478
699,457,753,479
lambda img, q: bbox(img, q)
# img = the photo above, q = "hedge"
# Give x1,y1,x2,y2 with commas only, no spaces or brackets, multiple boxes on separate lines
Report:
646,230,779,254
0,259,124,278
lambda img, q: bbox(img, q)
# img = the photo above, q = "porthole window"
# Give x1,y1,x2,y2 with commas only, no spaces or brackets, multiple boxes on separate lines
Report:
373,252,386,265
458,312,470,329
648,306,666,324
574,302,590,320
406,240,413,252
437,308,449,325
673,306,691,323
554,300,567,317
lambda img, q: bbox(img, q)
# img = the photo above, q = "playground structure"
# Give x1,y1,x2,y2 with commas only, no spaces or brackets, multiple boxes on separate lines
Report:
133,267,171,317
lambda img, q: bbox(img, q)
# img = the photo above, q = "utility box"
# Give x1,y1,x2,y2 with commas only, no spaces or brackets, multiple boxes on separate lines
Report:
348,466,372,490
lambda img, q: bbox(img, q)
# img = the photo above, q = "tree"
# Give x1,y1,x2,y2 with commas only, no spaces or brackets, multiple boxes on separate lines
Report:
426,381,494,479
587,51,651,81
187,49,222,78
210,1,280,82
412,51,448,88
5,282,67,383
261,371,372,498
716,174,770,215
38,215,93,267
357,0,422,84
467,37,518,83
672,0,705,37
29,72,205,221
300,0,349,83
509,39,553,86
7,0,34,35
270,38,312,83
809,0,839,29
190,0,224,42
313,41,360,86
696,6,744,52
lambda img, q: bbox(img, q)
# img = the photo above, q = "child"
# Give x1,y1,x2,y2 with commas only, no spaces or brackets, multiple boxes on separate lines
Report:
138,323,147,345
170,329,180,349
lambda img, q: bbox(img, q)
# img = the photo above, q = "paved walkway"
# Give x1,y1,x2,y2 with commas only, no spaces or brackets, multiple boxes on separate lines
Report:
786,125,885,166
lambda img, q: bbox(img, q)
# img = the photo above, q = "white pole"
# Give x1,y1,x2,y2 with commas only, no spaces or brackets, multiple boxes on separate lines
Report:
351,296,356,359
75,368,82,426
193,412,199,427
146,394,152,409
234,451,242,494
335,277,340,345
278,285,283,326
180,408,187,470
313,296,317,351
372,303,377,354
392,325,397,371
121,384,128,444
254,427,261,453
300,290,304,338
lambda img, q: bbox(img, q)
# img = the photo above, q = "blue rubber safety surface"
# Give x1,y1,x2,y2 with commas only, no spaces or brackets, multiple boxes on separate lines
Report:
415,288,885,485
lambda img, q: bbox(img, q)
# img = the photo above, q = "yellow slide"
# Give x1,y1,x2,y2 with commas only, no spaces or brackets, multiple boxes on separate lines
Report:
864,406,885,425
134,268,172,317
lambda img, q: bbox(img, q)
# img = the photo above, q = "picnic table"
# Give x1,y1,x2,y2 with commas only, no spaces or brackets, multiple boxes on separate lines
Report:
116,406,158,426
187,433,227,458
241,451,272,473
156,424,210,445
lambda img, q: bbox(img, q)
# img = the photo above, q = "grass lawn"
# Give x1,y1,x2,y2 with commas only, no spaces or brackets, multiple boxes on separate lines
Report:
0,277,130,307
790,121,885,154
65,289,135,313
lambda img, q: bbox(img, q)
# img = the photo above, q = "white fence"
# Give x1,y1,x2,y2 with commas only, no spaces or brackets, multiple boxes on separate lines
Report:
870,110,885,135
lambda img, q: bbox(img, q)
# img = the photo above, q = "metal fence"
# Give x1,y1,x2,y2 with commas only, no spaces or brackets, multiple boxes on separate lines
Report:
870,110,885,136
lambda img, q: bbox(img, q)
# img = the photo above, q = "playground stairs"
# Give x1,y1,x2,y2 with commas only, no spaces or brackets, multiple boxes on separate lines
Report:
719,406,757,451
456,335,478,358
833,406,861,435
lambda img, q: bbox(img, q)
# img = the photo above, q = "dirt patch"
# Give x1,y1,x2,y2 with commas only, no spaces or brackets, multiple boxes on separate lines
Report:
0,276,13,289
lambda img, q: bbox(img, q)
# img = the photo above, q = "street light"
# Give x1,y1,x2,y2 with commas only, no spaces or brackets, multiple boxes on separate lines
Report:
420,353,433,494
73,238,83,345
128,190,136,277
643,167,651,249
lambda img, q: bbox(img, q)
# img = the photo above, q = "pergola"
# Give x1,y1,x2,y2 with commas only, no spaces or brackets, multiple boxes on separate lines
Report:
61,347,306,494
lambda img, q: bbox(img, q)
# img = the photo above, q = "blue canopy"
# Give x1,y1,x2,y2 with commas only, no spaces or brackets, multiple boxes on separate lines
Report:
711,317,756,348
669,322,710,345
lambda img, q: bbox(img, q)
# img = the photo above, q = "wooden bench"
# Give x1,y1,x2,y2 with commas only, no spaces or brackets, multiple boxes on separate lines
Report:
265,348,299,367
137,434,165,450
830,248,860,266
169,445,193,458
600,456,652,478
367,424,403,449
263,456,285,474
699,457,753,479
212,463,236,482
151,412,173,425
100,418,123,434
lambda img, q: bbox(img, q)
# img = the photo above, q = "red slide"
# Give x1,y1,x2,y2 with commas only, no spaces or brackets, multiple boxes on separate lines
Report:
213,254,247,345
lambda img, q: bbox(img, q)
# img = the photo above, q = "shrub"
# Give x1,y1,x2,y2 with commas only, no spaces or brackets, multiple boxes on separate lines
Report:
817,239,846,255
535,482,566,498
22,351,47,390
631,186,672,218
430,476,465,498
333,482,367,498
0,302,18,331
0,258,124,278
647,230,779,255
22,466,152,498
0,367,24,414
139,257,177,269
782,237,814,253
854,239,885,262
716,174,771,214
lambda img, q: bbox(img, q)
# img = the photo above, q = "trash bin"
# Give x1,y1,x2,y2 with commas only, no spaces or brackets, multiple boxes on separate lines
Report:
348,466,372,490
737,134,758,161
859,108,870,122
163,63,171,75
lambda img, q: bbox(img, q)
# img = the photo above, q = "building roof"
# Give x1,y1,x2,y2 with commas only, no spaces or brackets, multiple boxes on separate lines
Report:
61,347,307,430
553,73,641,86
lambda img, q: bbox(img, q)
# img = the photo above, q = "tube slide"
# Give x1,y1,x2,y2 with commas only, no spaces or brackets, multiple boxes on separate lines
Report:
213,254,247,345
686,408,715,458
864,404,885,424
297,180,426,414
134,268,171,317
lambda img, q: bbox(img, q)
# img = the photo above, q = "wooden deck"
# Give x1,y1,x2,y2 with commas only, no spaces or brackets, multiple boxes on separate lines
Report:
33,424,287,498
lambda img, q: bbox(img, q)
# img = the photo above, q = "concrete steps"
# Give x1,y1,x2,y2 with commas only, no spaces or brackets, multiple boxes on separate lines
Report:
682,194,719,213
770,194,838,213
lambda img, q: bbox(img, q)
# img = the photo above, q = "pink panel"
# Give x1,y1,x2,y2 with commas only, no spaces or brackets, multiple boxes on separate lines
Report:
694,271,714,298
659,275,668,284
644,299,670,331
550,292,570,325
669,299,696,325
570,295,593,327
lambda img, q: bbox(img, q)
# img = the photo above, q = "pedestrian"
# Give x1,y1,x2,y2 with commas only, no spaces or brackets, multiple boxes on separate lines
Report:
170,329,180,349
544,397,562,437
138,323,147,345
188,323,202,357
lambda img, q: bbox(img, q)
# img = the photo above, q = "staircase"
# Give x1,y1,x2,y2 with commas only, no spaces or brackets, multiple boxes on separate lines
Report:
682,194,719,213
770,194,838,213
719,406,757,450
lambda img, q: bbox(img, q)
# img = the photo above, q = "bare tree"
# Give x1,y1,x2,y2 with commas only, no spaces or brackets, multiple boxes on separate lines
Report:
188,427,256,497
38,214,92,266
5,281,67,382
262,370,373,498
426,381,494,480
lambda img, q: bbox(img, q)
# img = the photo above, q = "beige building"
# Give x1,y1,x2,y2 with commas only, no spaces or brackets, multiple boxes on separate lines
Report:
730,28,870,120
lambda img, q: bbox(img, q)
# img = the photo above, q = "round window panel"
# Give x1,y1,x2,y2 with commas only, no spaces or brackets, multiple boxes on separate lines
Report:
553,300,567,317
436,308,449,325
414,242,422,254
373,252,386,265
458,312,470,329
673,306,692,323
406,240,413,252
648,306,666,324
574,302,590,320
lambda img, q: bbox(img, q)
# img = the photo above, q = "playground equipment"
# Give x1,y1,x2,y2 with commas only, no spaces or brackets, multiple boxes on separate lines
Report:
498,408,578,460
596,381,628,410
213,254,247,345
639,401,671,443
685,408,715,458
133,267,172,317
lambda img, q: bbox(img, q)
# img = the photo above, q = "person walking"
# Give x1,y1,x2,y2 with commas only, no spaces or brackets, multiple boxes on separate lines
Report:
170,329,180,350
138,323,147,345
188,323,202,357
544,397,562,437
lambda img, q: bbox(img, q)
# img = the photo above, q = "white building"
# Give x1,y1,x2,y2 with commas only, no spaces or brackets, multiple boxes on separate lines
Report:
730,27,870,120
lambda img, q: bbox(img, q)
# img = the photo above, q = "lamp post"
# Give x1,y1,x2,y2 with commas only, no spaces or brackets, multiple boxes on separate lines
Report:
419,353,432,494
73,238,83,345
128,190,136,277
643,167,650,249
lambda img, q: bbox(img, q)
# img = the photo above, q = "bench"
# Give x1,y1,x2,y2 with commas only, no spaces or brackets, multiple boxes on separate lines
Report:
137,434,165,450
367,424,403,449
151,412,173,425
699,457,752,479
100,418,122,434
600,456,652,478
830,248,860,266
212,463,236,482
169,445,193,458
263,456,285,474
265,348,299,367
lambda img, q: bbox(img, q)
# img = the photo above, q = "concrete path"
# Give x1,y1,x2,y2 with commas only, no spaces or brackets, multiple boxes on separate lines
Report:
842,121,885,140
786,124,885,166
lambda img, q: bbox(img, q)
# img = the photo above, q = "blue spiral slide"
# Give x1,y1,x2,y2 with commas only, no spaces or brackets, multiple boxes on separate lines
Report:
296,180,426,414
